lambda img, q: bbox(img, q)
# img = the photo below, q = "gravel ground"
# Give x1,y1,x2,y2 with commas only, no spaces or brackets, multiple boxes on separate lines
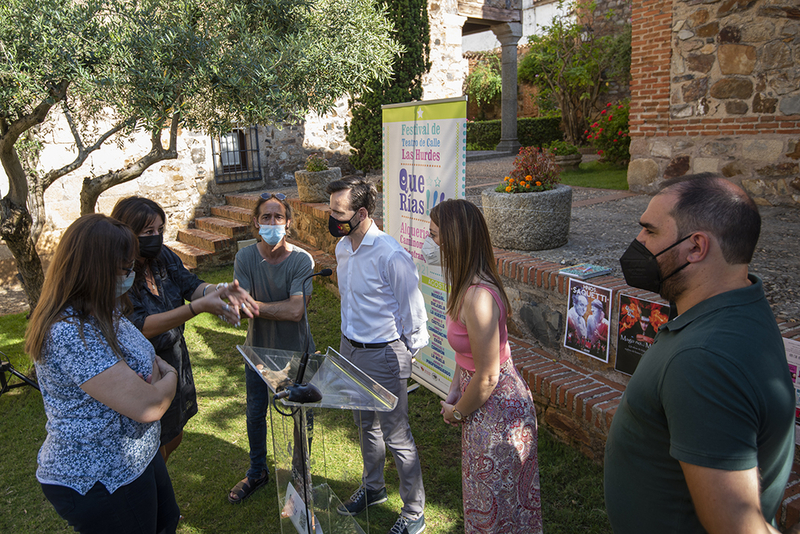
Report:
465,154,800,323
2,153,798,322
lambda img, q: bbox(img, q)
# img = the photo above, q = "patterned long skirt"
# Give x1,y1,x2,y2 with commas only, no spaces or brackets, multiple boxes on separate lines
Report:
461,358,543,534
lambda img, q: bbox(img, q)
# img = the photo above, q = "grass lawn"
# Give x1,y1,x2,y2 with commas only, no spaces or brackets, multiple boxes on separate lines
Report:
559,160,628,190
0,266,611,533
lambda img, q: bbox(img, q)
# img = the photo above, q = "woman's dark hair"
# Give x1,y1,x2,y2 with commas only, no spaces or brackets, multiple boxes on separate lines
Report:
26,214,137,361
110,196,167,235
430,199,510,318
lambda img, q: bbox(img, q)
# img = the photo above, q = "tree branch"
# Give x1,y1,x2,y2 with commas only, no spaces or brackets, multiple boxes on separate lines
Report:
79,112,180,215
41,109,136,190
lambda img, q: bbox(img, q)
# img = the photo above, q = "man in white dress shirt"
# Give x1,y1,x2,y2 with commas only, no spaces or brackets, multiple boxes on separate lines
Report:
326,177,429,534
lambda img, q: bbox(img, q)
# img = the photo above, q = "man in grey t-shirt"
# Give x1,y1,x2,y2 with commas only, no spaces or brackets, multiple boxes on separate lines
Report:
227,193,315,504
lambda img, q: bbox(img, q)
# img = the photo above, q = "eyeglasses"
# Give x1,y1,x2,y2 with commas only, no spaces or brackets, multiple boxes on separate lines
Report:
261,192,287,201
122,261,135,277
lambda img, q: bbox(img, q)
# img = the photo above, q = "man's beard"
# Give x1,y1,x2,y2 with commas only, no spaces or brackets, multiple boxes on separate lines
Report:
658,247,689,303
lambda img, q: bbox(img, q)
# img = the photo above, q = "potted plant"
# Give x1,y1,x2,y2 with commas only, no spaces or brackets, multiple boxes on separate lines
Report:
295,153,342,203
481,146,572,251
548,140,582,170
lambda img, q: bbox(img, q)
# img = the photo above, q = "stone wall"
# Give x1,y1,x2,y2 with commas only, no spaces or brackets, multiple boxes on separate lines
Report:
627,0,800,206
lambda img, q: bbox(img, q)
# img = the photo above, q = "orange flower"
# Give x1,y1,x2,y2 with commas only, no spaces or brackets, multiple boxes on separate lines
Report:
525,175,532,181
535,181,542,186
505,186,512,193
525,182,531,188
504,176,510,182
520,181,527,188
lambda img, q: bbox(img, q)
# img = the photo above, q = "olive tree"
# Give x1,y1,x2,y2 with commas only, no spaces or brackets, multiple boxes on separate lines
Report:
0,0,400,309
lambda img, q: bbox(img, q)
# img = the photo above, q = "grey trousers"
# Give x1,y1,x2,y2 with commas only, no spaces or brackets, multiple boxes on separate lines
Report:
338,335,425,519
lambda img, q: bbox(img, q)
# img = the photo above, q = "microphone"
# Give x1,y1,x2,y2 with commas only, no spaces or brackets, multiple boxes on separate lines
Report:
275,268,332,404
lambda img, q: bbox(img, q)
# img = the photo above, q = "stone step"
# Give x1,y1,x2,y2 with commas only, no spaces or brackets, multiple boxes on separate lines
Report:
177,228,235,254
194,216,252,241
224,193,262,211
166,241,215,270
210,205,252,223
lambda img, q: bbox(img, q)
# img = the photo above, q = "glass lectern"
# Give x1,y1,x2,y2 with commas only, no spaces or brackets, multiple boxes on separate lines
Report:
238,345,398,534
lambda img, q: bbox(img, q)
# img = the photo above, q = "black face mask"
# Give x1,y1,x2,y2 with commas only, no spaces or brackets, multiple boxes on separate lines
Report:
328,212,361,238
619,235,691,294
138,234,163,259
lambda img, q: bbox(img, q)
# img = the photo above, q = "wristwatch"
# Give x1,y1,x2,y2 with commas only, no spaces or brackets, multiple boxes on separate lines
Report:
452,407,463,422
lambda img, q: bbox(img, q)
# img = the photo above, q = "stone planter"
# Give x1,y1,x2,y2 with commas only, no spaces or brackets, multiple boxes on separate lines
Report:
481,184,572,251
295,167,342,203
555,153,582,171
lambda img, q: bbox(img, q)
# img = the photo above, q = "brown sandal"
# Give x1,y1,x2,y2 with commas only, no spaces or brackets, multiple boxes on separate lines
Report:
228,470,269,504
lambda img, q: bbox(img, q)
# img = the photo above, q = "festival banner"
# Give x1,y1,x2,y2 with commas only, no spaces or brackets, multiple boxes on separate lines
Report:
382,96,467,398
564,278,612,363
615,294,670,375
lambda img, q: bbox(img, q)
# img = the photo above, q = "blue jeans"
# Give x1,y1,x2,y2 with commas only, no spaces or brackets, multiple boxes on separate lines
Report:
41,453,180,534
244,362,315,481
245,363,270,480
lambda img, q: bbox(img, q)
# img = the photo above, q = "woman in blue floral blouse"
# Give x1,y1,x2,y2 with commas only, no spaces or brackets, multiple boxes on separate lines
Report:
26,214,181,533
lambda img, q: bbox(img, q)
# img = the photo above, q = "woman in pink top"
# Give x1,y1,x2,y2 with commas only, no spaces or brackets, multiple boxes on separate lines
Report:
430,199,542,534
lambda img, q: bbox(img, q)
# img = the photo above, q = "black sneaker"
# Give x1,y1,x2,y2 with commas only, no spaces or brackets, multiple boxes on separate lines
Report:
336,485,388,516
388,514,426,534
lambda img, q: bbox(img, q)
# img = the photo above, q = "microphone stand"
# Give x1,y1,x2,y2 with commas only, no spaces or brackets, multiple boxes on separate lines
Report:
273,268,332,404
271,268,331,534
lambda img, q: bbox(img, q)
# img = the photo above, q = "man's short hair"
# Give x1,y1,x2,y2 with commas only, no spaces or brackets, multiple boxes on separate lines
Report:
326,176,377,215
573,294,587,305
660,173,761,265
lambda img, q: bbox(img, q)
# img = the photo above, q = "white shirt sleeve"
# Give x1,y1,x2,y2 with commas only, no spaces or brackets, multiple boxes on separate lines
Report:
385,249,430,352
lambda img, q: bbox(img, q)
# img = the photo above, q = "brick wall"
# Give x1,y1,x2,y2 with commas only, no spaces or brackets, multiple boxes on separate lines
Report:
627,0,800,207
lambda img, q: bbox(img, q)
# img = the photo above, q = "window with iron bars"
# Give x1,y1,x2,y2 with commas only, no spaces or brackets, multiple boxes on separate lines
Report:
212,127,262,184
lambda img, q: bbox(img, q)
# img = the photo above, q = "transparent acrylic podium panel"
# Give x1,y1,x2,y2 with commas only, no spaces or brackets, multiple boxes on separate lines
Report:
238,346,398,534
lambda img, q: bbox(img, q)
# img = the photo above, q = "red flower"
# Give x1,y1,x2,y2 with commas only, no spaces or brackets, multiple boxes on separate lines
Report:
618,104,623,109
601,109,606,115
613,139,618,142
606,102,612,107
592,122,599,128
618,130,623,135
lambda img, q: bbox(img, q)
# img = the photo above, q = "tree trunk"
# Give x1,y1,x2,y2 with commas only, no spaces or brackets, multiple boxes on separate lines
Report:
0,199,43,311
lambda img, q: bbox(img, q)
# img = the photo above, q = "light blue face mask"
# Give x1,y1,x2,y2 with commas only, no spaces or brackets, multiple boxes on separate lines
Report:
116,271,135,297
259,224,286,246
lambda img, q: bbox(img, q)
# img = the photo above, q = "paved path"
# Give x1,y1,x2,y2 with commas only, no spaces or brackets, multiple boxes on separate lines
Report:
1,152,798,322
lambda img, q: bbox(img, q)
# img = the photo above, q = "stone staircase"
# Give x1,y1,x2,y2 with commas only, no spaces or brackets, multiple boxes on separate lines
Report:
168,193,259,270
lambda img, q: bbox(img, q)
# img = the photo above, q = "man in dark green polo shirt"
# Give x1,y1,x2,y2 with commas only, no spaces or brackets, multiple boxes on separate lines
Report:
605,174,794,534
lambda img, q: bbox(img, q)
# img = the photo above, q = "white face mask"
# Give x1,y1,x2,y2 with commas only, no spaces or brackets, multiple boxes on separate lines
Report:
258,224,286,246
116,271,135,297
421,236,441,266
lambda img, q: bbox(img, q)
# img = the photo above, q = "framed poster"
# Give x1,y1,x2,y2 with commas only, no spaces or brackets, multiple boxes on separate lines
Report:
382,96,467,398
615,294,670,375
564,278,612,363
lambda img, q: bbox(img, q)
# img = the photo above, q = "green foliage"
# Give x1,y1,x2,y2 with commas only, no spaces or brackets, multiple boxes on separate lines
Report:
559,160,629,190
304,153,329,172
547,139,580,156
465,53,502,108
1,0,401,309
518,0,631,145
497,146,561,193
466,117,563,151
587,100,631,166
346,0,431,171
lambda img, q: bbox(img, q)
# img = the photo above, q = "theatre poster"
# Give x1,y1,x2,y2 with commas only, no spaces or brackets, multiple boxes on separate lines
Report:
615,294,670,375
381,96,467,398
563,278,612,363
